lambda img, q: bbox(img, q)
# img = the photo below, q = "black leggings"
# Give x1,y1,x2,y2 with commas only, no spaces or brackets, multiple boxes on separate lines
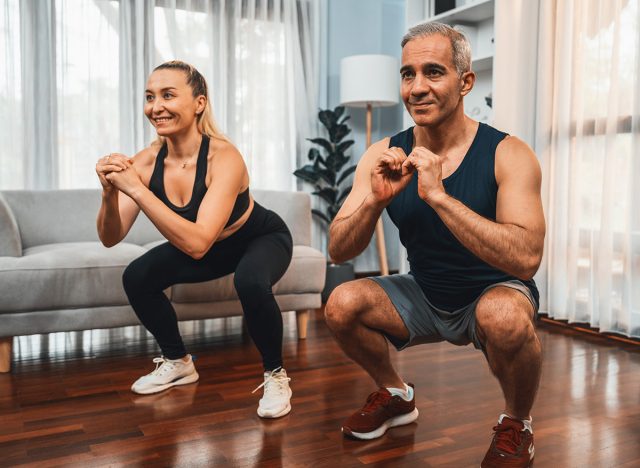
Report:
122,202,293,370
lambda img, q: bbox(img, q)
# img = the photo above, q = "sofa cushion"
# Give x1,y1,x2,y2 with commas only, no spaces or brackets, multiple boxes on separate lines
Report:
171,245,326,303
253,191,311,246
1,190,164,249
0,242,148,313
143,240,168,250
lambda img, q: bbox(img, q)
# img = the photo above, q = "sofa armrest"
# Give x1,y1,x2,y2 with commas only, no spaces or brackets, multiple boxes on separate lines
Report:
0,193,22,257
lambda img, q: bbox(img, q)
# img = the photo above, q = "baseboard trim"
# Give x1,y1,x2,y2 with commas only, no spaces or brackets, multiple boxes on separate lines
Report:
539,316,640,347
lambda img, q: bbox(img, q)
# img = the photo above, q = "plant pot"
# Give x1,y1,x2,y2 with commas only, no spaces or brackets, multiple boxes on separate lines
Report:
322,262,355,303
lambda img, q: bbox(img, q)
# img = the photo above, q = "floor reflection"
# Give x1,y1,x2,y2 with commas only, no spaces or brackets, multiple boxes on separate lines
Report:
3,313,640,466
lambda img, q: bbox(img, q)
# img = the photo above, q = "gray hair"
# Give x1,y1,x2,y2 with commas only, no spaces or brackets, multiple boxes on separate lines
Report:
401,22,472,75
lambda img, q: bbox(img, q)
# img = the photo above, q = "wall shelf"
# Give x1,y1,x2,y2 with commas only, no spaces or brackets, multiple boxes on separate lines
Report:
472,54,493,72
431,0,494,24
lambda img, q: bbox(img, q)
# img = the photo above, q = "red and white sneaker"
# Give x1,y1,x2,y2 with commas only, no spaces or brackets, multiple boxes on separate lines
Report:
481,414,534,467
341,384,419,440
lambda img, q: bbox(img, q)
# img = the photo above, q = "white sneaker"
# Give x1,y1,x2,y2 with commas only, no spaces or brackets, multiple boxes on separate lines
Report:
252,367,292,418
131,355,199,395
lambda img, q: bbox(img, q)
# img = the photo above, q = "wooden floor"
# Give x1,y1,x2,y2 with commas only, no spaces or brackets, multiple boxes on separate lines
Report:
2,309,640,467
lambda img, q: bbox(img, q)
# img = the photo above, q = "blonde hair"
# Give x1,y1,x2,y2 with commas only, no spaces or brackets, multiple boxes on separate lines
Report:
152,60,227,141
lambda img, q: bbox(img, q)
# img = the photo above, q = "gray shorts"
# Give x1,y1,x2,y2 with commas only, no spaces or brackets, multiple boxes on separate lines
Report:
368,274,539,352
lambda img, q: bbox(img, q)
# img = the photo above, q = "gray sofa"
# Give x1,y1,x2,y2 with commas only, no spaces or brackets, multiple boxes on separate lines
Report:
0,189,326,372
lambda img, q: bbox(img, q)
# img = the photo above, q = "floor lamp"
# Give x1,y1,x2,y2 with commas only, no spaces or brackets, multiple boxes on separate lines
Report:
340,54,399,276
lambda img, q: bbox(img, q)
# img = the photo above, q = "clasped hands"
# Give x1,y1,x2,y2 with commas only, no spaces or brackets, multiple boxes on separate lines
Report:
95,153,142,197
371,146,446,206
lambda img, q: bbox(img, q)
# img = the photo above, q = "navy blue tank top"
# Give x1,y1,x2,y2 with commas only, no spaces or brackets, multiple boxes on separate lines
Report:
149,135,250,225
387,123,539,311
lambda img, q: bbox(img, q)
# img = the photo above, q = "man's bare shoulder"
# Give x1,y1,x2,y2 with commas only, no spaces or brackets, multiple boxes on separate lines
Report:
495,135,541,183
357,137,392,167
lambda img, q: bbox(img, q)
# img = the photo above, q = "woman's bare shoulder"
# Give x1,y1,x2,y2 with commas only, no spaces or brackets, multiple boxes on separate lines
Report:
206,137,248,188
131,141,162,165
208,137,244,165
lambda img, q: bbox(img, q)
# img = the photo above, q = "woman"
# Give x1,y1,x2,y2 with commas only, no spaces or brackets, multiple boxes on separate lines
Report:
96,60,294,418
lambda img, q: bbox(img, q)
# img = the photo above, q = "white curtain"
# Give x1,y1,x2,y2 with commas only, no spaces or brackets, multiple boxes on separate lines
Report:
494,0,640,338
0,0,321,192
0,0,24,189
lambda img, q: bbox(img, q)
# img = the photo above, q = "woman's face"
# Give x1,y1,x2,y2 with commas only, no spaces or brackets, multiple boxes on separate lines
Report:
144,69,206,137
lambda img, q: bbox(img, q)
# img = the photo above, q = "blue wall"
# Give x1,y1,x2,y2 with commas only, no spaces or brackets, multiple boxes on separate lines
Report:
326,0,406,273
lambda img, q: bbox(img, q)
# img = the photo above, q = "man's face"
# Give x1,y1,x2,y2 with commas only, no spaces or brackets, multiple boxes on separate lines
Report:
400,34,471,127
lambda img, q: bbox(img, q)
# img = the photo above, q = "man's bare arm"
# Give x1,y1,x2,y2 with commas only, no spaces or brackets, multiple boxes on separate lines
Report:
428,196,544,279
329,139,413,263
408,136,545,280
329,193,385,263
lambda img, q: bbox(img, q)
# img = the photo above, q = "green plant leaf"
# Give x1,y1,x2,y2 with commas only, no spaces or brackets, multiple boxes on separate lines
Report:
324,152,336,172
297,107,355,231
337,139,354,153
312,209,331,225
331,124,352,143
318,167,335,186
318,109,336,131
307,147,320,161
313,154,327,170
336,165,357,185
333,153,352,173
312,187,337,205
293,165,320,184
307,137,333,154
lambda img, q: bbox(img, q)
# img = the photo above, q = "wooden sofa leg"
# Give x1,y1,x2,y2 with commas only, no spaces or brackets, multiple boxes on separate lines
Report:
0,337,12,373
296,310,310,340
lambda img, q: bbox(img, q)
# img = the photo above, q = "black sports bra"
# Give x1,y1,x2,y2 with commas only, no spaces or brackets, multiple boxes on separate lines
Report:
149,134,250,226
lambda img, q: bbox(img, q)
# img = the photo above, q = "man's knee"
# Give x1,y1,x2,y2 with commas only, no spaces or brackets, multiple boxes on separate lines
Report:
476,288,536,352
324,280,370,331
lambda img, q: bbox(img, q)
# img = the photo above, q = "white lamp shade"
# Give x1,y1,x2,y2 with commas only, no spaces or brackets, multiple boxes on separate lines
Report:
340,54,399,108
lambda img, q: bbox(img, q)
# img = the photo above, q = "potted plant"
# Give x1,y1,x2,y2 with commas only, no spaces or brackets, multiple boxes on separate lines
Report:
294,106,357,301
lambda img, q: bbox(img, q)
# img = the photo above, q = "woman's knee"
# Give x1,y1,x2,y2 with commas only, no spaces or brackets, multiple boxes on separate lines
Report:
234,271,271,302
122,258,145,294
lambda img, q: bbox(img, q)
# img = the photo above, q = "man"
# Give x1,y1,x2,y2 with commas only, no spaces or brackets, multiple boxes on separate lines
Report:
325,22,544,468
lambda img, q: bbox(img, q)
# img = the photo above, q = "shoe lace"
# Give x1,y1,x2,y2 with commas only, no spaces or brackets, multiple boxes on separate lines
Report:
150,356,176,376
361,390,392,413
492,421,523,455
251,367,290,395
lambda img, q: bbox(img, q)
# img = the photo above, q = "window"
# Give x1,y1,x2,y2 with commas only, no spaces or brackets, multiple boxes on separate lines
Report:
55,0,120,188
0,0,23,189
0,0,315,191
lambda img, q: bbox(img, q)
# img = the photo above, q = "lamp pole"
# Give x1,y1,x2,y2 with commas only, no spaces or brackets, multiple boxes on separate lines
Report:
341,54,398,277
365,103,389,276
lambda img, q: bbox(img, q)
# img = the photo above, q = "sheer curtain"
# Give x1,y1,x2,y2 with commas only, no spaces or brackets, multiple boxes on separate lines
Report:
0,0,121,190
154,0,319,190
0,0,321,192
0,0,23,189
494,0,640,338
56,0,121,188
